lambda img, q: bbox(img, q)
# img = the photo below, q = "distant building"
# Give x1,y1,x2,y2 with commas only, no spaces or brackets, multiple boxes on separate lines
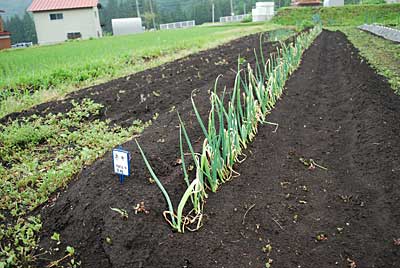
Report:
292,0,322,6
324,0,344,6
112,18,144,36
252,2,275,22
0,10,11,50
27,0,103,45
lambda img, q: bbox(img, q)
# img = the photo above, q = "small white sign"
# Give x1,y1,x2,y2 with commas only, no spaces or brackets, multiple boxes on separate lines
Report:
112,149,130,176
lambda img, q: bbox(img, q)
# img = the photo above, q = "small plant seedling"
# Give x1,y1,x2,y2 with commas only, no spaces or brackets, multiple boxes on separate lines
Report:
110,207,128,220
51,232,61,245
238,57,247,65
66,246,75,255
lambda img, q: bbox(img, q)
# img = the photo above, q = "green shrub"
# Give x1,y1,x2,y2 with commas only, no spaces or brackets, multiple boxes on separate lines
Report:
241,15,253,23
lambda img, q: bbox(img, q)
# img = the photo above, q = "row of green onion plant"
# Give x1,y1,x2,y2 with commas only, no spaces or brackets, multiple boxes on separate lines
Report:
136,26,322,233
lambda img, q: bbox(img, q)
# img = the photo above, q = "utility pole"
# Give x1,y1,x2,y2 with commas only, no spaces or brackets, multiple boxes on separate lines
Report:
212,0,215,23
135,0,141,18
230,0,234,16
243,3,246,14
149,0,156,30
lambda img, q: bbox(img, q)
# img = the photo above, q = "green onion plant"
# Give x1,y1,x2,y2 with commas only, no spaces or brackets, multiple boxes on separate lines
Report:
136,26,322,232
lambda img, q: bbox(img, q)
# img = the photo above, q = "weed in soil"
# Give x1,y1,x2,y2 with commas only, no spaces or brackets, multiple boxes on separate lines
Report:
0,99,147,267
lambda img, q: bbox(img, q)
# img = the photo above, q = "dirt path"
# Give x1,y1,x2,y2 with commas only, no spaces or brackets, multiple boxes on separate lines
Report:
36,30,400,268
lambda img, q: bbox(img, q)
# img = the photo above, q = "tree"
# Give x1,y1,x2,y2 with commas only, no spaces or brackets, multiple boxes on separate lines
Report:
142,11,156,29
4,12,37,44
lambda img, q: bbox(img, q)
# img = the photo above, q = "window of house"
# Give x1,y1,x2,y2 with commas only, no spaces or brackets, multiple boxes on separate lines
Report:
50,13,63,20
67,32,82,40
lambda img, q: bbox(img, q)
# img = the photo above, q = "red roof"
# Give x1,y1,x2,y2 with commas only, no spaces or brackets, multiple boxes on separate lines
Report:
0,32,11,36
27,0,98,12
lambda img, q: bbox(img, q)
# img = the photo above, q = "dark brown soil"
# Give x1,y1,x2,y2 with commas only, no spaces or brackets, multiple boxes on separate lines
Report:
33,30,400,268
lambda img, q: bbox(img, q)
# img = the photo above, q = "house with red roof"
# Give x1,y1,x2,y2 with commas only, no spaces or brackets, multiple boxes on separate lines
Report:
27,0,103,45
0,10,11,50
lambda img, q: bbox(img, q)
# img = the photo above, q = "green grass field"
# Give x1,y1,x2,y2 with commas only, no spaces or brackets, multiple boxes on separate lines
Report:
272,3,400,26
0,22,282,118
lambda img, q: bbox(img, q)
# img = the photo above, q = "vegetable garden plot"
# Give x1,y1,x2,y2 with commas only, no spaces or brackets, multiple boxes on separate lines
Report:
1,31,295,267
4,28,399,268
30,29,319,267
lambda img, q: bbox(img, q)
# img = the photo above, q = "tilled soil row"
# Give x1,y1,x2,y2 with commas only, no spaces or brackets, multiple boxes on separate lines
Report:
36,30,400,268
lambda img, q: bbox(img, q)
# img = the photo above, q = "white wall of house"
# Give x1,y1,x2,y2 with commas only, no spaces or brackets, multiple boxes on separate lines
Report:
323,0,344,6
32,7,102,45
